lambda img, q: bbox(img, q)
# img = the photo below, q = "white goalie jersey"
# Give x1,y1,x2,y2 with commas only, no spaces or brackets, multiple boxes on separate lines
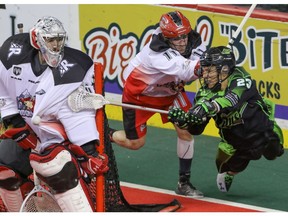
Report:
0,33,99,152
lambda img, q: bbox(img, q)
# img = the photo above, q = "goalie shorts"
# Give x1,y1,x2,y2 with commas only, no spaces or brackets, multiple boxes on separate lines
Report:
0,139,32,177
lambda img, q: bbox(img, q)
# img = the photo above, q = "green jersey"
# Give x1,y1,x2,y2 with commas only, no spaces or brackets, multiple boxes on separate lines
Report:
190,66,277,150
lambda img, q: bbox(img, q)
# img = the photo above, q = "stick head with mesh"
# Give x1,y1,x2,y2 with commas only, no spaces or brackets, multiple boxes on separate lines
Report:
20,185,62,212
68,86,110,112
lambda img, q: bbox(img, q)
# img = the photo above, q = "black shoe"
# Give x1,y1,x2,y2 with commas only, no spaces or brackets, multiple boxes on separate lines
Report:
175,181,204,198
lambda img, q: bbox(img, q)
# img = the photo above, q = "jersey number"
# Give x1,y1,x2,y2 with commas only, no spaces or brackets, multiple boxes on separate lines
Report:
237,78,252,89
163,50,178,61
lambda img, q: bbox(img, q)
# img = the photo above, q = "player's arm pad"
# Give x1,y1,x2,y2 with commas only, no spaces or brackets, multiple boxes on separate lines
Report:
0,114,37,150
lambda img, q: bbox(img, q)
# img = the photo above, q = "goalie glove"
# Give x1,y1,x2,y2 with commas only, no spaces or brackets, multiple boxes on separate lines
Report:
79,153,109,175
168,107,189,129
189,99,219,121
0,123,38,150
68,143,109,175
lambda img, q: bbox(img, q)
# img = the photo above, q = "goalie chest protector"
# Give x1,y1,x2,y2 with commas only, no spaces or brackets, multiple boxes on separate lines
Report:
0,33,94,86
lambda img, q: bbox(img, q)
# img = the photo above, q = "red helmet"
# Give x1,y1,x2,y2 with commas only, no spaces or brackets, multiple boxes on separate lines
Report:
159,11,192,39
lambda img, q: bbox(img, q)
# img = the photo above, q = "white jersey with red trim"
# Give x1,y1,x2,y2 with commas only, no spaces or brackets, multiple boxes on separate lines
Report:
0,33,98,152
123,27,206,97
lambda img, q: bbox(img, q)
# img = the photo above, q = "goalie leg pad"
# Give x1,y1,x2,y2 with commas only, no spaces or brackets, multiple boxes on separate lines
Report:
0,165,33,212
29,145,81,193
54,179,94,212
0,165,22,190
29,145,94,212
0,188,23,212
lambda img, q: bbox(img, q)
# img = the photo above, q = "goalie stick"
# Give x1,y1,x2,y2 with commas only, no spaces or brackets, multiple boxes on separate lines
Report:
31,86,168,125
67,85,169,114
19,169,62,212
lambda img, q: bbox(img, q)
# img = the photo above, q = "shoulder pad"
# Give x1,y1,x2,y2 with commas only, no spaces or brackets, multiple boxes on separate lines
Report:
0,33,36,70
189,30,202,49
52,47,93,85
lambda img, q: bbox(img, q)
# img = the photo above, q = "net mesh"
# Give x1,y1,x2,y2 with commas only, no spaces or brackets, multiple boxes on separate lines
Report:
20,186,62,212
88,113,181,212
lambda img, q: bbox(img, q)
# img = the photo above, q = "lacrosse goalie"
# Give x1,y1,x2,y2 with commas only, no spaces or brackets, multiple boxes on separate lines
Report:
0,16,108,212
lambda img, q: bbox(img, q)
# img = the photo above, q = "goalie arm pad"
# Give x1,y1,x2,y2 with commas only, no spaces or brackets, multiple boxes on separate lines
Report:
68,141,109,175
0,114,37,150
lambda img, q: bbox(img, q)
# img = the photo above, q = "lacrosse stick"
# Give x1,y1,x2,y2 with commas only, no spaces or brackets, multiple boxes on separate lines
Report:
68,86,169,114
227,4,257,48
20,169,62,212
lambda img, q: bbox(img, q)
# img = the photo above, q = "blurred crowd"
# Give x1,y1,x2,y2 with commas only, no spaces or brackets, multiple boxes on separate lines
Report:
1,4,288,12
237,4,288,13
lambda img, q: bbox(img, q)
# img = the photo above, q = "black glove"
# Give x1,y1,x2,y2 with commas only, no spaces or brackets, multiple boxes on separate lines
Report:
186,110,205,125
168,107,189,129
189,99,218,121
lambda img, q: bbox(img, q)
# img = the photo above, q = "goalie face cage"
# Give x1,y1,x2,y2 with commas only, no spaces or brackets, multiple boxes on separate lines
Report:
0,63,180,212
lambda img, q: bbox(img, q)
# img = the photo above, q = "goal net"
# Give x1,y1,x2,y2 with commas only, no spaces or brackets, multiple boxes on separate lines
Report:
91,62,181,212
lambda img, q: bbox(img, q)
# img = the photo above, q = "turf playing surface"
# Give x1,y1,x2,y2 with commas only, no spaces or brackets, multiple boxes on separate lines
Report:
109,120,288,212
121,182,282,212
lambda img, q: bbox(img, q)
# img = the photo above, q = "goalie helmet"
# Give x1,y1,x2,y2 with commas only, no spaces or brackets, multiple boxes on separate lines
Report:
29,16,66,67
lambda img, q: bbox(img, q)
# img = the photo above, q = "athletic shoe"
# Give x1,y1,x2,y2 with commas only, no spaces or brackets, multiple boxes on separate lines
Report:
175,181,204,198
217,172,234,192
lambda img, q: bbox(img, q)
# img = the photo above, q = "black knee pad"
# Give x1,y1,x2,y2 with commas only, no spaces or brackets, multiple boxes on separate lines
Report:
0,165,22,190
0,139,32,177
38,161,79,193
30,145,81,193
263,135,282,160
